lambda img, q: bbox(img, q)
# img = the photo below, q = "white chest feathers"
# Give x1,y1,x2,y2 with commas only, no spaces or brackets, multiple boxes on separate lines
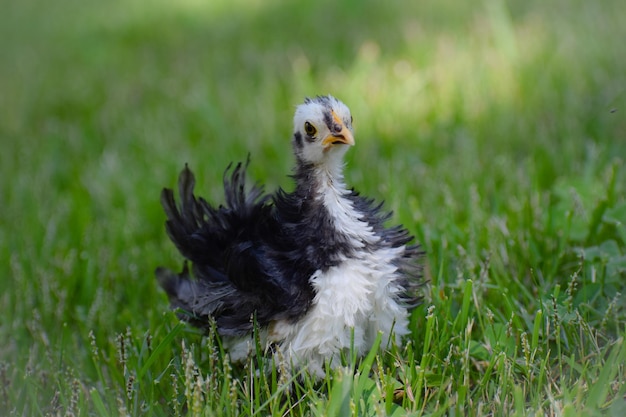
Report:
269,248,409,377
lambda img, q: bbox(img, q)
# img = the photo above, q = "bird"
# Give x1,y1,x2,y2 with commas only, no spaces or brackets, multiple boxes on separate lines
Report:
156,95,422,377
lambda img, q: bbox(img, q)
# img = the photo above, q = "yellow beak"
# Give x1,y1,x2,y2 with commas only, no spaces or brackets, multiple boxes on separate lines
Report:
321,110,355,148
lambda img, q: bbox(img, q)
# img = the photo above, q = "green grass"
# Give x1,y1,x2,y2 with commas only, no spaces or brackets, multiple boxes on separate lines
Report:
1,0,625,415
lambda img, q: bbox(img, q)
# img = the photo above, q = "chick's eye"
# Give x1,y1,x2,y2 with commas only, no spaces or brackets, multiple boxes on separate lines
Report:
304,121,317,136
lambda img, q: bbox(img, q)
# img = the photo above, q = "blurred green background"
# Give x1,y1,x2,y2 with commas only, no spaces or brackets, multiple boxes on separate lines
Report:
1,0,625,414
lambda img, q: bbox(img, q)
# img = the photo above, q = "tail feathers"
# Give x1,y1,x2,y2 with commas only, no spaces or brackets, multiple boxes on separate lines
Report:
160,165,206,260
157,160,281,335
160,160,269,264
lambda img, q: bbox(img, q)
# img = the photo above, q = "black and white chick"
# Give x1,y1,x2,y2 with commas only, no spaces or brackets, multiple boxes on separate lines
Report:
156,95,422,377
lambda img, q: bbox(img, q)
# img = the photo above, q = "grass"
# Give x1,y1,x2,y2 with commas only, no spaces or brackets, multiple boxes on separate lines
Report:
1,0,625,415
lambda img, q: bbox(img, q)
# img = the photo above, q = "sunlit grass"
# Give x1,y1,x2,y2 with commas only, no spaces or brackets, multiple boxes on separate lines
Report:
1,0,625,415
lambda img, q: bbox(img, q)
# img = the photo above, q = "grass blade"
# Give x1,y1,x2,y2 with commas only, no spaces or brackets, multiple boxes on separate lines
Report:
138,322,185,379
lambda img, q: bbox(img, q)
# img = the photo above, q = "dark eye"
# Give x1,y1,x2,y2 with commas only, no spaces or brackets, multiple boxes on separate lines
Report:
304,121,317,136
